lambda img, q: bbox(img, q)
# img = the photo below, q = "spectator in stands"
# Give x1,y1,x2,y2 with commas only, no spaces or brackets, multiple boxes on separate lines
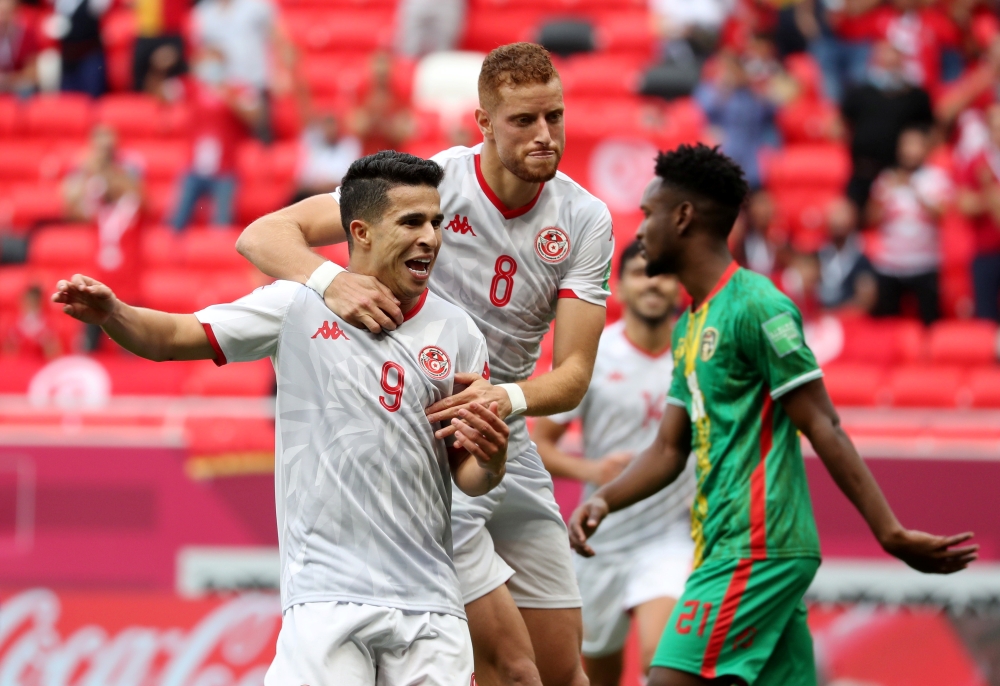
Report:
142,42,185,102
650,0,731,65
192,0,296,143
52,0,111,97
0,0,38,97
867,125,950,324
732,188,780,276
802,0,879,102
291,112,361,203
171,47,261,231
841,40,935,209
352,51,415,157
817,196,877,311
396,0,465,57
2,285,61,359
694,49,777,188
132,0,188,92
62,124,143,224
958,102,1000,322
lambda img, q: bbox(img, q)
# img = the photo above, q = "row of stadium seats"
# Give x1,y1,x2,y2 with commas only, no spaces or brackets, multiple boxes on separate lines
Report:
824,363,1000,408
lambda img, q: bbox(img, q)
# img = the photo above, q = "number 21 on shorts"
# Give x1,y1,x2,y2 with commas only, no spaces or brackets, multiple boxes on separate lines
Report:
676,600,714,637
490,255,517,307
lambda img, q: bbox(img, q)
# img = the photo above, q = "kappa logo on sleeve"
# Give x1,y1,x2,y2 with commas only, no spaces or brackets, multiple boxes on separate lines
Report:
311,321,350,341
761,312,802,357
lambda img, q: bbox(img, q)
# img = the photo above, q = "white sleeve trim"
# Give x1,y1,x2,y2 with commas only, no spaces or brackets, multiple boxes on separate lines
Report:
666,396,687,408
770,368,824,400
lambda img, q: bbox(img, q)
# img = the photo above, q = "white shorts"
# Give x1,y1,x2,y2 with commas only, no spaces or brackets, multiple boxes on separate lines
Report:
264,601,474,686
452,432,582,609
576,528,694,658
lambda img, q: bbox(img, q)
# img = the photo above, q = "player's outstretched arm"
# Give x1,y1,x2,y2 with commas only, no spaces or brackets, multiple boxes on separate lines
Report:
448,402,510,497
427,298,605,436
569,404,691,557
236,194,403,334
533,417,631,485
53,274,215,362
782,378,978,574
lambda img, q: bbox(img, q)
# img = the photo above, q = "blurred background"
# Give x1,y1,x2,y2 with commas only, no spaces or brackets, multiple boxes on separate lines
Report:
2,0,1000,683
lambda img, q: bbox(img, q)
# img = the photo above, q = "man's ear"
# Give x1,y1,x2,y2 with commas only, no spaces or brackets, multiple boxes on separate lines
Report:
350,219,372,250
675,201,695,236
475,108,493,141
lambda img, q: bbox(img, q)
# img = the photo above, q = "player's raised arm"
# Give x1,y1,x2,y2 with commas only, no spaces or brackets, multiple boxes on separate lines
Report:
569,402,691,557
236,194,404,334
781,379,978,574
53,274,214,362
448,402,510,497
533,416,631,485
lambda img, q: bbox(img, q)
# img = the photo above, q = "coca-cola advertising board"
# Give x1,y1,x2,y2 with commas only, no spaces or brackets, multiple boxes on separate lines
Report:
0,589,280,686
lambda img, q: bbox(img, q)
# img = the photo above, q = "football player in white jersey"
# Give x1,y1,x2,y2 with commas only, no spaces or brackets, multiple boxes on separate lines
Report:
52,152,512,686
236,43,610,686
532,240,696,686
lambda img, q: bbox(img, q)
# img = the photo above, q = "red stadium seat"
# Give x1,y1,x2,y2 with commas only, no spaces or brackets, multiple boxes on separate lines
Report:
163,103,194,137
594,11,656,58
97,95,166,140
968,366,1000,408
771,188,840,251
181,229,246,270
29,224,97,270
139,269,206,312
822,362,888,406
0,141,48,182
776,99,840,144
24,94,94,139
146,181,177,223
140,226,182,267
314,243,350,266
559,54,644,98
197,271,263,309
183,359,275,396
0,97,22,136
928,320,998,365
0,265,31,312
127,142,188,182
236,182,293,225
761,144,851,191
887,365,964,407
10,184,65,228
783,53,824,101
835,316,926,365
236,140,300,185
300,54,370,98
461,8,537,52
286,10,392,52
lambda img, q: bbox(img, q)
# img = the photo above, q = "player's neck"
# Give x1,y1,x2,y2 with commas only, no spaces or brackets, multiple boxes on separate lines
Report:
623,311,672,356
682,245,735,311
479,142,543,211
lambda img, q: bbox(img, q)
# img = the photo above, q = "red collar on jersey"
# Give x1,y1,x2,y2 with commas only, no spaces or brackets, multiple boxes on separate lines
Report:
692,261,740,313
474,154,545,220
623,330,672,359
402,288,429,323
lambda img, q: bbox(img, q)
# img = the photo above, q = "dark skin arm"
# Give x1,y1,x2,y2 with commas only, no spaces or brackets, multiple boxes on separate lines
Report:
571,379,977,574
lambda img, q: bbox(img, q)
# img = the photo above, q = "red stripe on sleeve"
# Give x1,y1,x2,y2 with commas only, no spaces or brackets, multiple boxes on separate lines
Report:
750,393,773,559
201,322,228,366
557,289,579,299
701,558,754,678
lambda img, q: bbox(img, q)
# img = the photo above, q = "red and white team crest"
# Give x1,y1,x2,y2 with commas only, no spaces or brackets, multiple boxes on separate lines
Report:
418,346,451,380
535,227,571,264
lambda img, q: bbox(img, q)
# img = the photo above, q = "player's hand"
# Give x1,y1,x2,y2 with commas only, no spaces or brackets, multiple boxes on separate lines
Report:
591,451,632,485
881,529,978,574
324,272,402,334
568,497,610,558
52,274,118,325
451,401,510,476
428,374,512,438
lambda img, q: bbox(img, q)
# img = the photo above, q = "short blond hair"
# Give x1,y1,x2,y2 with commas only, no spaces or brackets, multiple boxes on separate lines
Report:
478,42,559,112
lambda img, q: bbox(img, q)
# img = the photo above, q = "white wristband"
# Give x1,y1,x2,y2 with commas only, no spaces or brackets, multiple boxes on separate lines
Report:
305,261,345,298
498,383,527,416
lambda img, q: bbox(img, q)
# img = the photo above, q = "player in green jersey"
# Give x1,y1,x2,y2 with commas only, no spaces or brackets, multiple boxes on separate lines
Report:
568,144,978,686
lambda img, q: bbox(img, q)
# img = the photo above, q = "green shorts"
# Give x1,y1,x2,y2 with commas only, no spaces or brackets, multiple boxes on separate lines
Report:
651,556,820,686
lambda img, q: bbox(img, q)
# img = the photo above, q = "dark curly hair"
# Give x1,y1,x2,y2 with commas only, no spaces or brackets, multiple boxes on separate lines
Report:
340,151,444,250
654,144,749,238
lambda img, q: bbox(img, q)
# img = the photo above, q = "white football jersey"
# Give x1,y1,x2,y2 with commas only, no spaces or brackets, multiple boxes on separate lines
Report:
195,282,489,618
549,321,695,554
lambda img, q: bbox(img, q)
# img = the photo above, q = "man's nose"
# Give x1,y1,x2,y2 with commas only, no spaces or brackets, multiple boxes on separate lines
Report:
417,222,440,247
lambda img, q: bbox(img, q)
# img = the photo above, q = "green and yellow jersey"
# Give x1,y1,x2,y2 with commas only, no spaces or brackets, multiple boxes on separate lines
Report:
668,263,823,568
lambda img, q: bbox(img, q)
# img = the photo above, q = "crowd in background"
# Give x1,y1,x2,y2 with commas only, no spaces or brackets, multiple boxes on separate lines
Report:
3,0,1000,361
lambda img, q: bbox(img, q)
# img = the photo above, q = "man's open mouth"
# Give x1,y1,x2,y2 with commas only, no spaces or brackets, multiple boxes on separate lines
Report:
405,258,431,277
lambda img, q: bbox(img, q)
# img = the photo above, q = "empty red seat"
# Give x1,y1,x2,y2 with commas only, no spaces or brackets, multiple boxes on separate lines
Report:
140,225,182,267
594,11,656,58
300,54,369,98
0,142,48,182
10,184,64,228
0,265,31,312
887,365,964,407
24,94,94,139
559,54,644,98
146,181,177,223
181,229,245,269
822,362,888,406
183,358,275,396
29,224,97,270
97,95,165,139
236,182,292,225
762,144,851,190
287,10,392,51
836,316,926,365
236,140,300,185
776,99,840,144
128,142,188,182
928,320,998,365
0,97,22,136
968,366,1000,407
139,269,205,312
461,8,537,52
197,271,263,309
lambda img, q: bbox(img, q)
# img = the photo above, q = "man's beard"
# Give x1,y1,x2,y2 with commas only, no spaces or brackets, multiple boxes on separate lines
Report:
644,250,680,277
635,309,671,328
499,147,561,183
